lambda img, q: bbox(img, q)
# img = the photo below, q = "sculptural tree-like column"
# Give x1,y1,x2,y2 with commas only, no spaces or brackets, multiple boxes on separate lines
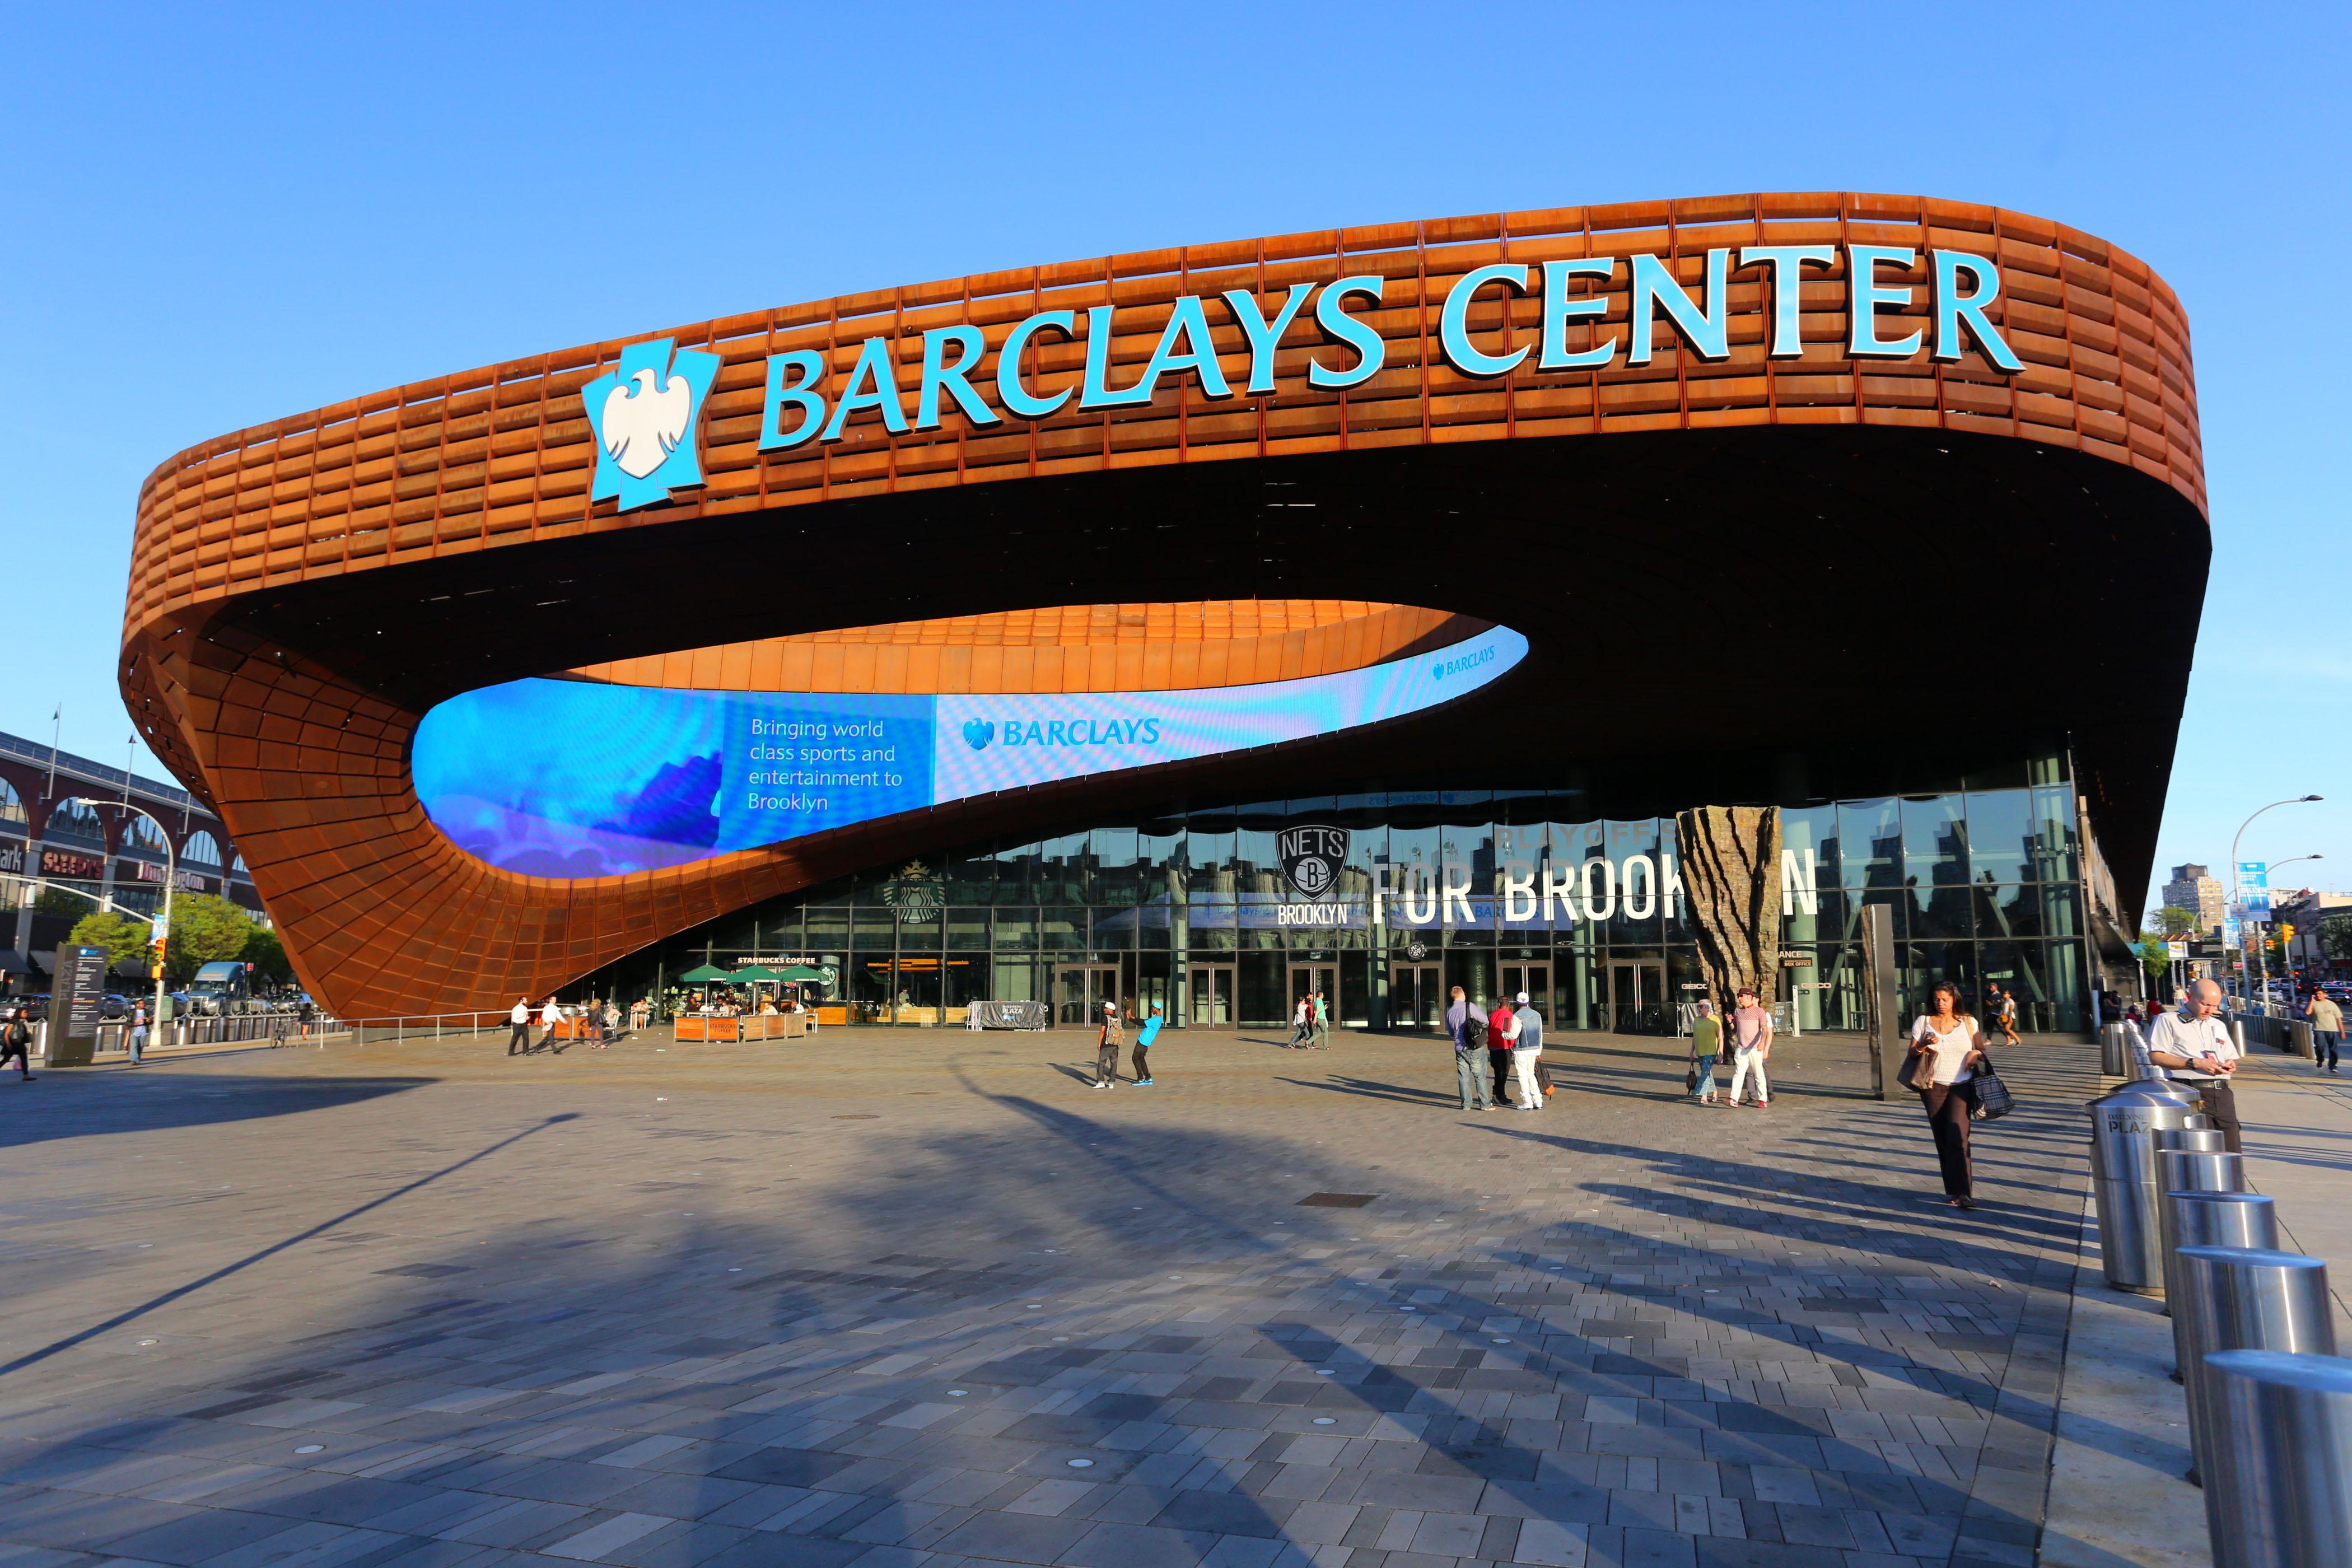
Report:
1675,805,1784,1006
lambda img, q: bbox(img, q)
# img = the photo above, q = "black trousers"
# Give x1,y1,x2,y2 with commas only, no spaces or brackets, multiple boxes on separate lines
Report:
2193,1079,2243,1153
508,1021,529,1054
2,1038,27,1076
1489,1047,1511,1102
1131,1044,1150,1080
1920,1081,1979,1197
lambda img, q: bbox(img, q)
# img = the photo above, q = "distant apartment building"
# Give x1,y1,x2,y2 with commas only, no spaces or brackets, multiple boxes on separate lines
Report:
2164,863,2227,938
2274,889,2352,972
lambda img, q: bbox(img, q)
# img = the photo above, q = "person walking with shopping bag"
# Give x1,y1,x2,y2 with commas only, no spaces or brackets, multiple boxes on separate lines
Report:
1905,981,1988,1208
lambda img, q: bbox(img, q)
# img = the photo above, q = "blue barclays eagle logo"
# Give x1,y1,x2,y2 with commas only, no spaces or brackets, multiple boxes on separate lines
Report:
962,720,995,752
582,337,723,512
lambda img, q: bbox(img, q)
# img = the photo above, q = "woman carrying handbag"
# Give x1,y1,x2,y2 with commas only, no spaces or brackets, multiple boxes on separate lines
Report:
1903,982,1991,1209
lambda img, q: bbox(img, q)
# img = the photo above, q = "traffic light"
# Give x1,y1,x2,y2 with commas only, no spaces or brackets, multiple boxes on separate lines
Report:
2281,923,2296,942
148,921,166,981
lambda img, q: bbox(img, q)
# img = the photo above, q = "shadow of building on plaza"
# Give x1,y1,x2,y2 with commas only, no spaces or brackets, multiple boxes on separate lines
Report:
0,1054,2130,1567
0,1071,437,1151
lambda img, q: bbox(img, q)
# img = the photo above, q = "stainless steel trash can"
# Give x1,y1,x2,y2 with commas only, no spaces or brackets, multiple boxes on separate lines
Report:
2087,1081,2212,1291
2175,1246,2335,1499
2203,1350,2352,1568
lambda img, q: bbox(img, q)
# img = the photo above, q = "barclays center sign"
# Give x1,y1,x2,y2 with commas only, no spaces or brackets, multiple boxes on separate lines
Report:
590,243,2027,511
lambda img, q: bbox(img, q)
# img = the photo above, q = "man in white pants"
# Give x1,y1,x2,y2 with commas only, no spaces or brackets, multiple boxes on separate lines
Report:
1509,991,1546,1111
1728,985,1774,1109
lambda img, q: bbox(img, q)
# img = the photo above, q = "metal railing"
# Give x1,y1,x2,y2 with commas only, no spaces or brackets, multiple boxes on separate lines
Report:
30,1010,351,1059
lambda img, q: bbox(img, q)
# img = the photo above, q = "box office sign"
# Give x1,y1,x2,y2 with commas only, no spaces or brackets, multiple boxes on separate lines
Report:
589,244,2028,513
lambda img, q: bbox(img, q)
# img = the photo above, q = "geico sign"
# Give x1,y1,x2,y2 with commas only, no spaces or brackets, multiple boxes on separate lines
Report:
758,245,2020,451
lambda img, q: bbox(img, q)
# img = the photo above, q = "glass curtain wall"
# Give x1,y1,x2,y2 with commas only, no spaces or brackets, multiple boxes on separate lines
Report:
603,768,2094,1033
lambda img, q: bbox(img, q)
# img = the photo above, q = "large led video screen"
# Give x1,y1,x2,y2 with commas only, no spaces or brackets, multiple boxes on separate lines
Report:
413,626,1528,879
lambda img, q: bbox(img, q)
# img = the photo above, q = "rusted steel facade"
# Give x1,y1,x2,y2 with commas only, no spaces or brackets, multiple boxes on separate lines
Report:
120,192,2205,1018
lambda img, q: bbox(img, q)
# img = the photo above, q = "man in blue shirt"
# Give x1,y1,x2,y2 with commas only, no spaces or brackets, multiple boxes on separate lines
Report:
1132,1004,1163,1085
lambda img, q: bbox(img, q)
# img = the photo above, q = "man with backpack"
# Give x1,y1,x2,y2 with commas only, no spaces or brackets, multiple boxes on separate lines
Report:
2,1007,33,1082
1445,986,1488,1110
1092,998,1123,1088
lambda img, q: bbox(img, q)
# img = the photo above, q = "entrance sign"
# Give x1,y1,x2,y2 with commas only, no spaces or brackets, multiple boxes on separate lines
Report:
416,628,1527,879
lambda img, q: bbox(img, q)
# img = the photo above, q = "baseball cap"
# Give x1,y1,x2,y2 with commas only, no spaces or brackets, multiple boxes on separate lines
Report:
1516,991,1529,1005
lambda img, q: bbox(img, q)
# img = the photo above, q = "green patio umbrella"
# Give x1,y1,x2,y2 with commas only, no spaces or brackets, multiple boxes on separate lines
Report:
677,964,734,983
776,965,827,983
729,965,783,983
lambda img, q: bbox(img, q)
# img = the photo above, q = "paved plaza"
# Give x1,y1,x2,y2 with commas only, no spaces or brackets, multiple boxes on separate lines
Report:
0,1025,2141,1568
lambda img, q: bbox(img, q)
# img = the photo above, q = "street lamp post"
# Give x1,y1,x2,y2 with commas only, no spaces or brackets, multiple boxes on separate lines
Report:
2230,796,2323,1012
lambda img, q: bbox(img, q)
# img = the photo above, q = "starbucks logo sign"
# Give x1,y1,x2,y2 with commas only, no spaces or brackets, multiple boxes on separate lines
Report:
882,861,943,922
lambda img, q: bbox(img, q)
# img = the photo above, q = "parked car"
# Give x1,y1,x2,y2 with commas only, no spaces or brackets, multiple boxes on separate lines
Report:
98,993,132,1020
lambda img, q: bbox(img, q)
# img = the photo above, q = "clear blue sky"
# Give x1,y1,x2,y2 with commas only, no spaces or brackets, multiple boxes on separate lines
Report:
4,2,2344,912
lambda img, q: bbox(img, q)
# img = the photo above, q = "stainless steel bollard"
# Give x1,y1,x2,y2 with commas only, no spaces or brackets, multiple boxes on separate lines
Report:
2175,1247,2335,1499
2163,1192,2278,1369
2156,1125,2224,1154
2101,1021,2130,1075
2202,1350,2352,1568
2157,1150,2246,1318
2087,1081,2214,1290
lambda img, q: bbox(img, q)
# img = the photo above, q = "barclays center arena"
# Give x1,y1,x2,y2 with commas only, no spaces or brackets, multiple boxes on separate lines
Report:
120,191,2205,1033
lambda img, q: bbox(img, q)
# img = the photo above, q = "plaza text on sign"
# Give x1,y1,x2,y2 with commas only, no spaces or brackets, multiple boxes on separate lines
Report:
753,246,2023,457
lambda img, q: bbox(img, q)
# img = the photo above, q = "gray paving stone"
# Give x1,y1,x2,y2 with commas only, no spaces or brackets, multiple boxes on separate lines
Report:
0,1033,2098,1568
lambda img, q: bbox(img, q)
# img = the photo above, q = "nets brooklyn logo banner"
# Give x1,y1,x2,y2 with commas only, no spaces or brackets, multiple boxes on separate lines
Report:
1278,825,1349,900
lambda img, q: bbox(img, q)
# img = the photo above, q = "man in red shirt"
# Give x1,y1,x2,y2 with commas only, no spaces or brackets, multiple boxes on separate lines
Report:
1487,995,1519,1105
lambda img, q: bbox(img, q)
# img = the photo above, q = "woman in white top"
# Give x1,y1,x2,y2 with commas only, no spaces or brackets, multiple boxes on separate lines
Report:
1907,981,1989,1209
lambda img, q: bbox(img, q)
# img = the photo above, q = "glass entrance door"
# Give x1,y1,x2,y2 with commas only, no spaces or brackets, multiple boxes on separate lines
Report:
1188,963,1235,1027
1500,961,1551,1020
1056,964,1121,1027
1607,960,1667,1034
1390,962,1443,1030
1289,964,1336,1037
